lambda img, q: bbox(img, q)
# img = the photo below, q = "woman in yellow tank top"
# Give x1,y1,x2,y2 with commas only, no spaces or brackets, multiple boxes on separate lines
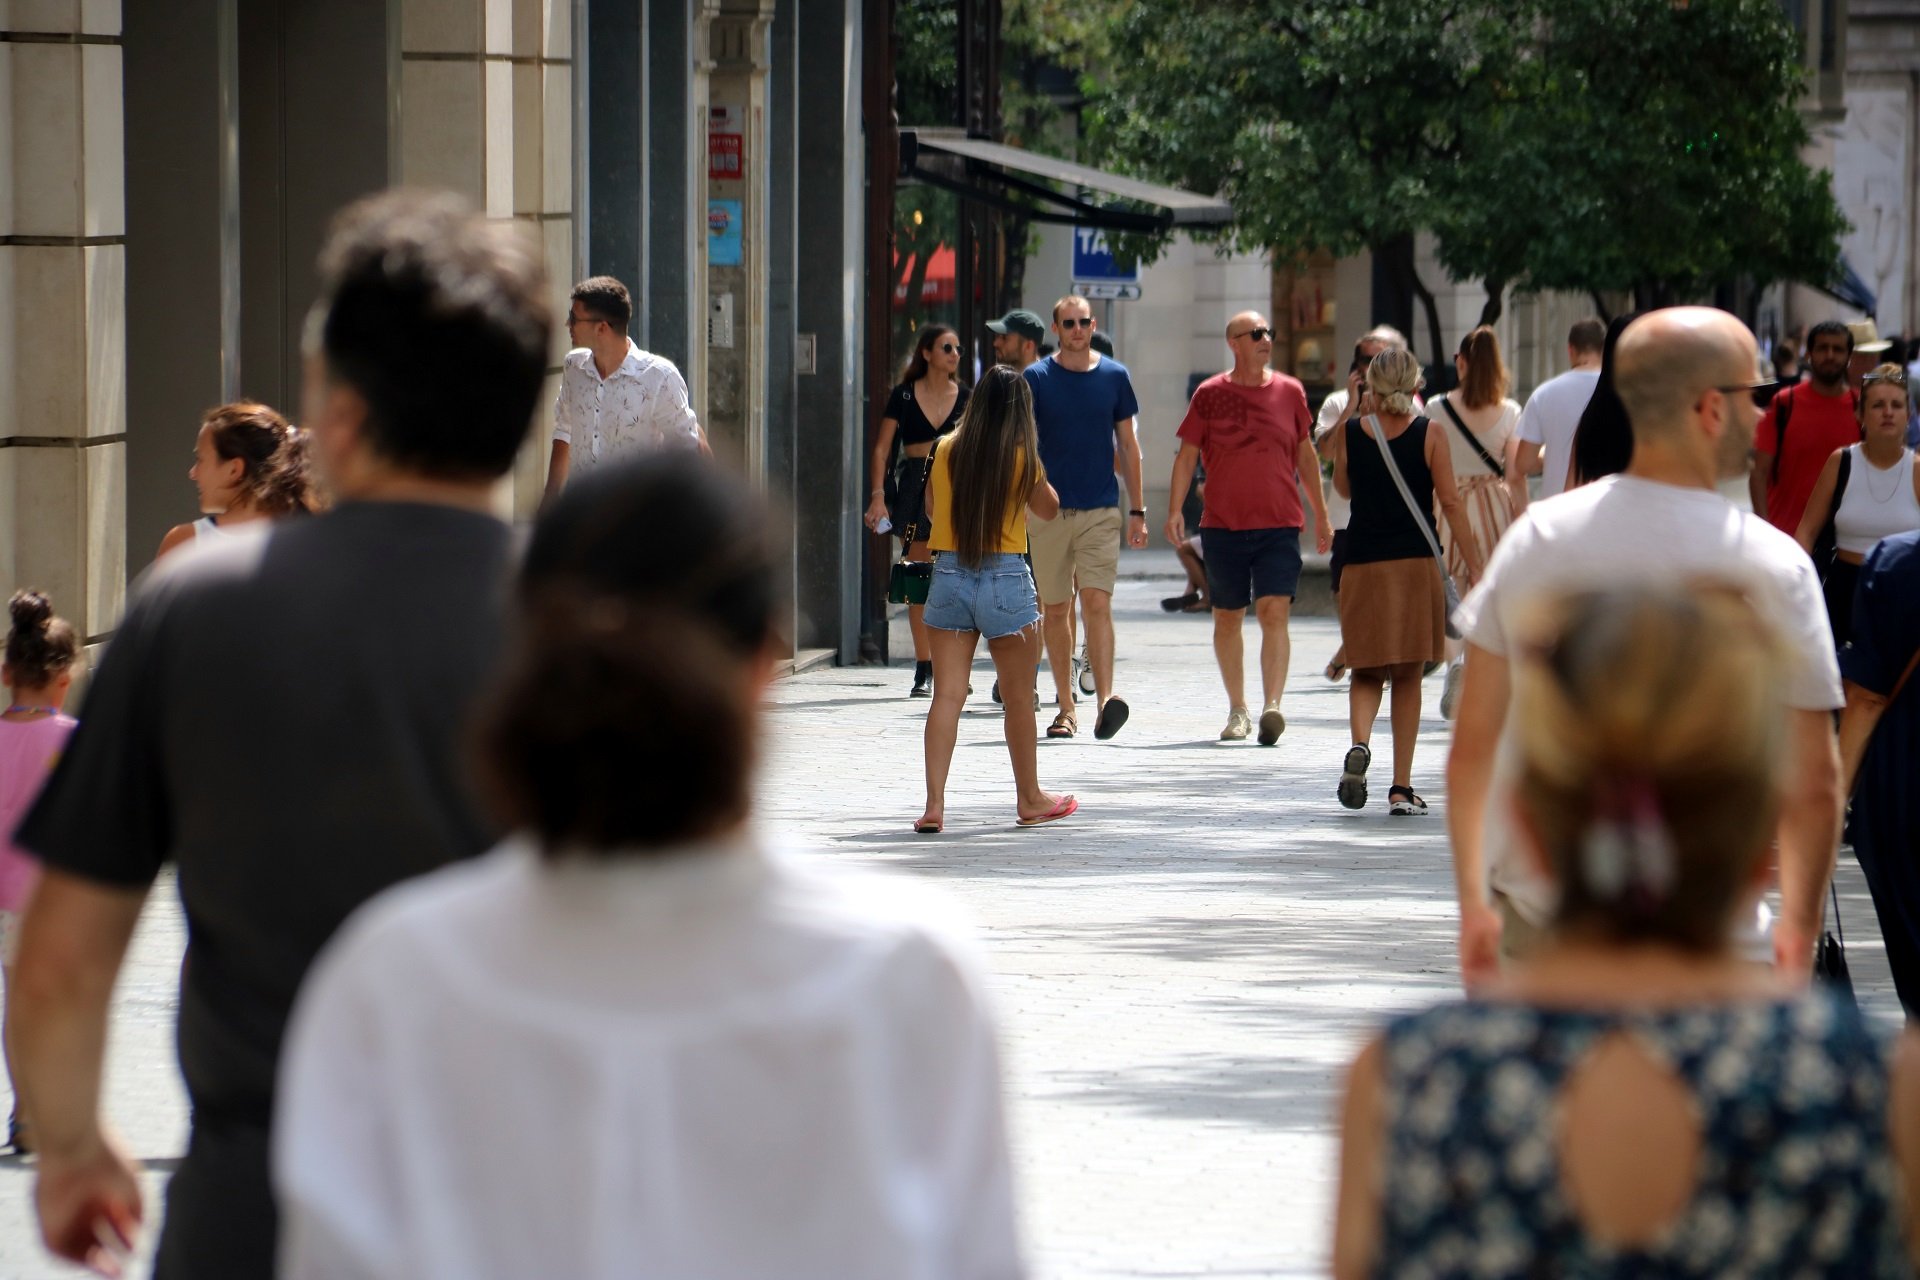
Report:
917,367,1076,833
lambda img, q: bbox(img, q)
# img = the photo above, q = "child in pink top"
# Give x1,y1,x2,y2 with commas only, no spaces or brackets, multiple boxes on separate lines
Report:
0,589,81,1153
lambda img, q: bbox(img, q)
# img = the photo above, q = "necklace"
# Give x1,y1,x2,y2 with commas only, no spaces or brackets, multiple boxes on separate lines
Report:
3,705,54,717
1860,446,1907,504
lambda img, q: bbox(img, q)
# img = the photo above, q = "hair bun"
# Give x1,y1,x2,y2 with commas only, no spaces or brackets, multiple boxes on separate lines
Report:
8,590,52,634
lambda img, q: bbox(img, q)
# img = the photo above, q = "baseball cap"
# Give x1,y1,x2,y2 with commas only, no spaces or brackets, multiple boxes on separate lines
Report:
986,309,1047,342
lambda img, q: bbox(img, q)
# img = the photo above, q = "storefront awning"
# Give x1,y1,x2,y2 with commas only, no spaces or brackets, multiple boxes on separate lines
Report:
900,128,1232,233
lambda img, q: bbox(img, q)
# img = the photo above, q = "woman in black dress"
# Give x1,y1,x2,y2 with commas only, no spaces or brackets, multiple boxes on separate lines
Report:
864,324,969,696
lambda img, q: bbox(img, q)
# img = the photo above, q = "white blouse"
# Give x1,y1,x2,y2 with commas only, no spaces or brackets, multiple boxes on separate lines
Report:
275,835,1024,1280
1429,393,1520,479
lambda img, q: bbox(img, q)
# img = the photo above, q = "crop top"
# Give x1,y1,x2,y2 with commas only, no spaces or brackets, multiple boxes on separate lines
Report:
885,380,968,448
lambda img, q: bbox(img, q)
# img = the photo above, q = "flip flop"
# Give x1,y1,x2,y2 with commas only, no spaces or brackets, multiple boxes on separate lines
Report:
1324,658,1347,682
1016,795,1078,827
913,818,943,834
1094,696,1130,740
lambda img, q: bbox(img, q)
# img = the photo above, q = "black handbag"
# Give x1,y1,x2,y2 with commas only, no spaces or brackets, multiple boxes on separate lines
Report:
887,560,933,605
1813,882,1855,1004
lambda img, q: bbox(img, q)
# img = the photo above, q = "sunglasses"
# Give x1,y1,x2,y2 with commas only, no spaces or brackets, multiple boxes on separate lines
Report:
1060,317,1095,329
1713,377,1778,394
1863,369,1909,388
1233,327,1275,342
938,342,959,354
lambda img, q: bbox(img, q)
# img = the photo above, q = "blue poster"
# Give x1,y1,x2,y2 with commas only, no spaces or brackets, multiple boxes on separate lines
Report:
708,199,743,267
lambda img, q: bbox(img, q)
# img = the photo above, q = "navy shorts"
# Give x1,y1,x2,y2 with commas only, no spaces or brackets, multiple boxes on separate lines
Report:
1329,528,1349,594
1199,527,1303,611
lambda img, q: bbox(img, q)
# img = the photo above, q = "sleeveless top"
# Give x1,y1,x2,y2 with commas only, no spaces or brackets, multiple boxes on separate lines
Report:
885,380,968,448
926,435,1032,557
1344,416,1438,565
1374,995,1908,1278
192,515,234,541
1835,445,1920,556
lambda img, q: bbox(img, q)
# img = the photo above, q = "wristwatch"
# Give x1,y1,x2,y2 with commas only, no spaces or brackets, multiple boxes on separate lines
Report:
1128,508,1147,517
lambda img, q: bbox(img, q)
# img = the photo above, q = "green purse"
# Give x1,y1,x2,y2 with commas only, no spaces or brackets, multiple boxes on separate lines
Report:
887,560,933,605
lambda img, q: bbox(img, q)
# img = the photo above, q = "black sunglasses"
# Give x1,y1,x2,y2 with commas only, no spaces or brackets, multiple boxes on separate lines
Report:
1233,327,1275,342
937,342,959,354
1713,378,1778,394
1060,317,1095,329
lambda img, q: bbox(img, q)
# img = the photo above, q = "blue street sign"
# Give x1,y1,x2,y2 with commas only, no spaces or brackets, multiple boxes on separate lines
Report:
1072,228,1139,284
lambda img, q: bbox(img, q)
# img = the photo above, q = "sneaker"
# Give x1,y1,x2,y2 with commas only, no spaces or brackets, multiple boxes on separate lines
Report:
1257,701,1285,747
1439,660,1464,721
1337,744,1371,810
1388,785,1429,816
1077,647,1097,696
1220,706,1252,741
991,680,1002,704
909,670,932,698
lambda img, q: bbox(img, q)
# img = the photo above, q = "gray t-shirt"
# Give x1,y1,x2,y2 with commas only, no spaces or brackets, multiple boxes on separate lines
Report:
20,501,513,1131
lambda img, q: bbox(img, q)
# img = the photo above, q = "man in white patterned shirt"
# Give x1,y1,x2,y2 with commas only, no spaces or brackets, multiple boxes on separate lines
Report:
543,276,707,502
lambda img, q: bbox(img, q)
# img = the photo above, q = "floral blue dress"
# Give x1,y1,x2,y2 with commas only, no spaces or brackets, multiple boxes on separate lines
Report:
1373,993,1909,1277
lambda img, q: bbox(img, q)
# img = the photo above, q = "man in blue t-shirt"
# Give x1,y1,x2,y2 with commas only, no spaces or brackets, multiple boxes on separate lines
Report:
1024,295,1147,739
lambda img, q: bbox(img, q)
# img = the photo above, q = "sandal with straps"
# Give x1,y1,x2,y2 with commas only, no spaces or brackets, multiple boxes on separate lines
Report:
1388,785,1429,816
1046,709,1077,739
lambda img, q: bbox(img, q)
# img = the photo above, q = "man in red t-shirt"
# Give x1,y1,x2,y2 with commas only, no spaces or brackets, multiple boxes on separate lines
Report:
1166,311,1334,746
1750,320,1861,535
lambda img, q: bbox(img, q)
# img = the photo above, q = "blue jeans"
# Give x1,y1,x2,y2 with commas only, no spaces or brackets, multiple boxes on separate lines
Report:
924,552,1040,640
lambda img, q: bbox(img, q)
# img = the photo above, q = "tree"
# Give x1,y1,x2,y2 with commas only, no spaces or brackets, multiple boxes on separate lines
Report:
1085,0,1846,350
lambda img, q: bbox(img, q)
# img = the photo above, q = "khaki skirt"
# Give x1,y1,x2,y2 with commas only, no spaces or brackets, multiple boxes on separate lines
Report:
1337,556,1446,670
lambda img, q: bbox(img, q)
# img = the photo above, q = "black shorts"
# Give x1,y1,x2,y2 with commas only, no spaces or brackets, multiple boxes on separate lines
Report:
1329,528,1350,594
1199,526,1303,611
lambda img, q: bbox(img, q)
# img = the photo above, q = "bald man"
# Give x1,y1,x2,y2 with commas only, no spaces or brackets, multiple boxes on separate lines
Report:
1446,307,1842,988
1167,312,1334,742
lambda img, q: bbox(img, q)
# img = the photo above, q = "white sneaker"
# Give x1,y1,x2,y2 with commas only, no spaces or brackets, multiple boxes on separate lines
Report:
1220,707,1253,741
1440,659,1465,721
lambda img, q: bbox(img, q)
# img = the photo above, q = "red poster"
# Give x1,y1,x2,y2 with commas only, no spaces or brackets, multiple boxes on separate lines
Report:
709,133,742,180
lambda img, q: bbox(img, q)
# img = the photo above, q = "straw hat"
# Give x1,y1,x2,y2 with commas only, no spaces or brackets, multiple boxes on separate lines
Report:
1846,318,1892,353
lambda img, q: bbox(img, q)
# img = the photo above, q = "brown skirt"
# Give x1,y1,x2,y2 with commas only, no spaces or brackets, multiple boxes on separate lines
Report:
1337,557,1446,670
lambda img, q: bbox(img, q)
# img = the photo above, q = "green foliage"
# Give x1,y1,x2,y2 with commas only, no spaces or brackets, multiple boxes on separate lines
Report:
1085,0,1847,303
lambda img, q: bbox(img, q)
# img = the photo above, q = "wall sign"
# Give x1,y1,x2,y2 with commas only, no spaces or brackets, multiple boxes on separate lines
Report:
708,199,743,267
709,104,743,181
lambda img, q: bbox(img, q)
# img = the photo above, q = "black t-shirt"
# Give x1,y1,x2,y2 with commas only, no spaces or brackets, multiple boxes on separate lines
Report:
1344,416,1440,564
886,380,968,447
20,502,513,1134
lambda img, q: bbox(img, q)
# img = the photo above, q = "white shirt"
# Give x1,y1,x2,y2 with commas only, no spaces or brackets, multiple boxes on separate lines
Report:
1515,368,1601,499
276,835,1023,1280
552,339,700,476
1314,390,1355,530
1453,475,1842,924
1428,393,1520,479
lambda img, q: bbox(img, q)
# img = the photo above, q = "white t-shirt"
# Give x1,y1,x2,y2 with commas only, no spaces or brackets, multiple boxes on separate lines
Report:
1515,368,1600,499
276,835,1023,1280
1428,393,1520,479
1452,475,1842,924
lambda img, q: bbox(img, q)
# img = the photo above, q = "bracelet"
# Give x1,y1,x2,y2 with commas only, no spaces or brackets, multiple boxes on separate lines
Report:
1128,508,1147,517
871,490,884,498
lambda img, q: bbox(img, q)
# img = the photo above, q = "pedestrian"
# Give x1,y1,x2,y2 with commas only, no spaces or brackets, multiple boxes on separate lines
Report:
1315,326,1412,683
1757,337,1802,412
1513,317,1603,500
6,190,552,1278
1566,312,1642,490
1161,461,1210,612
917,366,1073,832
986,307,1045,371
0,590,79,1155
1323,347,1482,815
276,455,1025,1280
1795,365,1918,648
1336,586,1920,1280
542,275,706,502
155,401,320,559
1749,319,1859,536
1427,326,1528,719
1025,296,1148,740
1839,527,1920,1018
864,323,970,697
1448,307,1842,991
1165,311,1333,744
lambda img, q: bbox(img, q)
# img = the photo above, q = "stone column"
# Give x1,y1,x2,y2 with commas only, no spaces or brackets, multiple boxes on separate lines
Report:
1,1,128,641
400,0,576,519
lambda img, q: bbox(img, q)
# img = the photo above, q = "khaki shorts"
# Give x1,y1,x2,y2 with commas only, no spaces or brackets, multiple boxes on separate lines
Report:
1494,889,1550,966
1028,506,1122,606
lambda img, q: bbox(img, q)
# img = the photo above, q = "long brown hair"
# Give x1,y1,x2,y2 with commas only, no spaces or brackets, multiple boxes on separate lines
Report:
900,323,959,387
203,401,323,516
946,366,1040,567
1456,325,1509,409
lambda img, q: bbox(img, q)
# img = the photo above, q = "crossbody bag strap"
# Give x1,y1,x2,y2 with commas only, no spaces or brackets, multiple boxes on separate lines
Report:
1891,643,1920,706
1363,415,1452,577
1437,396,1504,478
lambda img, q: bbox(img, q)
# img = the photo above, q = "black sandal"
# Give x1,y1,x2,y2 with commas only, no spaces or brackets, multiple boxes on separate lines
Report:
1388,785,1429,816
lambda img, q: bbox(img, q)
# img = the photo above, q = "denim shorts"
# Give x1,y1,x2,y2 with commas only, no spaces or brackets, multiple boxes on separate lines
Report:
924,551,1040,639
1199,526,1303,610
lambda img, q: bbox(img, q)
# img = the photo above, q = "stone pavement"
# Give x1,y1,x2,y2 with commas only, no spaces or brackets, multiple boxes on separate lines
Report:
0,561,1901,1279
